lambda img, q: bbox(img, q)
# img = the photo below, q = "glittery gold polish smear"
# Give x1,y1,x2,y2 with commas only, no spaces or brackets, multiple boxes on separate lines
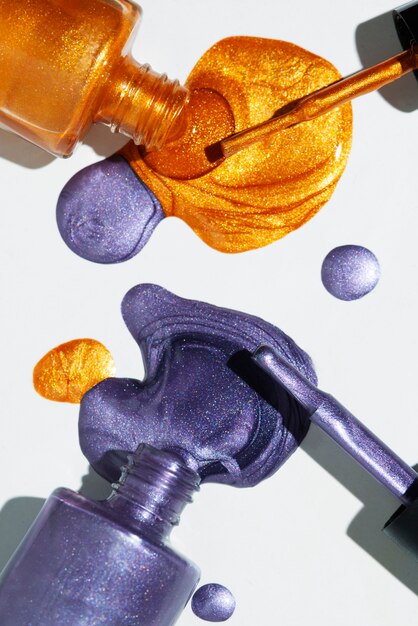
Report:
33,339,115,404
122,37,352,253
221,47,417,157
144,88,235,179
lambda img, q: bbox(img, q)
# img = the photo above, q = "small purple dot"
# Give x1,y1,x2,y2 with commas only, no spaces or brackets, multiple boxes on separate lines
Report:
192,584,236,622
321,245,380,301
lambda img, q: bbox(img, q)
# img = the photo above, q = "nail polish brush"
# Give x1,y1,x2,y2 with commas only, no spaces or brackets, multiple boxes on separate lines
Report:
253,345,418,557
218,2,418,158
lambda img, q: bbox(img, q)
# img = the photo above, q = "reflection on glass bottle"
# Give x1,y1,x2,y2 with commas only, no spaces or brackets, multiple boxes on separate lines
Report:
0,0,188,156
0,445,200,625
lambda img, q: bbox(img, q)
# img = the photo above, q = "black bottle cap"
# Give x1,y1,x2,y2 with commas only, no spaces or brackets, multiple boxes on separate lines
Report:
384,498,418,558
393,2,418,81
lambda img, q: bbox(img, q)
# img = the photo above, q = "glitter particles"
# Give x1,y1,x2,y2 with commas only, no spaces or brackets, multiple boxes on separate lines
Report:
57,156,164,264
321,245,380,301
144,88,235,180
57,36,352,263
125,36,352,253
79,284,316,486
33,339,115,403
0,447,201,625
0,0,144,156
0,0,188,156
192,584,236,622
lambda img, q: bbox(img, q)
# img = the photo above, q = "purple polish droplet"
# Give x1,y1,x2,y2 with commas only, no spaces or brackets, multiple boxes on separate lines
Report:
56,155,164,264
321,245,380,301
192,584,236,622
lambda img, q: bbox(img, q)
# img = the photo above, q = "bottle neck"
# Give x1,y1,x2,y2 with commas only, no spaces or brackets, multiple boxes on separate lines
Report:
95,56,189,151
106,445,200,541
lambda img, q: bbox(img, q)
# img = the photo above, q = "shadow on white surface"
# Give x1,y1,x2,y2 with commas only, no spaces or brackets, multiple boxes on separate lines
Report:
302,425,418,595
0,129,54,168
0,123,129,170
78,464,113,501
0,497,45,572
83,124,130,158
356,10,418,113
0,466,112,574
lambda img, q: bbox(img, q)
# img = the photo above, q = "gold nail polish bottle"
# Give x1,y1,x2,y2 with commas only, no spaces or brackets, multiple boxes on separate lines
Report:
0,0,188,156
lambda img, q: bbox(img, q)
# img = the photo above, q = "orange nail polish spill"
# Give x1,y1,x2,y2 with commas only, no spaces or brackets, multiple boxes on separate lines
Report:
33,339,115,404
144,88,235,180
122,37,352,253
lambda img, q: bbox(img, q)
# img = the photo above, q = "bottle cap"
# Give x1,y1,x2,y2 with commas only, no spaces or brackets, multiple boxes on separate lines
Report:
384,497,418,557
393,1,418,81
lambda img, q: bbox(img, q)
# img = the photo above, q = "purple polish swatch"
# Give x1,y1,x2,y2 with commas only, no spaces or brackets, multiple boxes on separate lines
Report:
79,284,316,487
192,584,236,622
56,155,164,264
321,245,380,301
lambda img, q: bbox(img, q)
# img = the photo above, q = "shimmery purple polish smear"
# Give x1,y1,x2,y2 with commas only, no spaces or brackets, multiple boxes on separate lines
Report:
79,284,316,487
0,446,200,626
192,584,236,622
56,156,164,264
321,245,380,300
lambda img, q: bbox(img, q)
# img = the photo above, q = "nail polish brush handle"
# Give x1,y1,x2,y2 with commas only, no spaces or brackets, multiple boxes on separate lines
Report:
220,46,417,158
219,0,418,159
253,346,418,505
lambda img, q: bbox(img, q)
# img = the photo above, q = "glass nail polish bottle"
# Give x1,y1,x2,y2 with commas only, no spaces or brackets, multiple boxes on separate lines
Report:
0,445,200,626
0,0,188,156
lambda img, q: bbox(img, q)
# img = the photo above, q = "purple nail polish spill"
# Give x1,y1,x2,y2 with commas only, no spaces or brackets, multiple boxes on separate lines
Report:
192,584,236,622
321,245,380,301
56,156,164,264
79,284,317,487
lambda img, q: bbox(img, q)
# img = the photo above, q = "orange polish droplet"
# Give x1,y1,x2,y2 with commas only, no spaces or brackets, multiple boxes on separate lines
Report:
121,37,352,253
33,339,116,404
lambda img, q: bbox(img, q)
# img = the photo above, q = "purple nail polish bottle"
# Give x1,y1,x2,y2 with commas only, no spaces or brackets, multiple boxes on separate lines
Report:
0,445,200,626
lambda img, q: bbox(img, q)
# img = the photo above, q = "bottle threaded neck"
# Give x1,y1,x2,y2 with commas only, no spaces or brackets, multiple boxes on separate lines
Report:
96,57,189,151
107,445,200,539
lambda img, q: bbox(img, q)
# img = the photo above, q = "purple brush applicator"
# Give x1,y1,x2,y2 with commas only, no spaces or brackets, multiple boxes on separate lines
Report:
253,346,418,556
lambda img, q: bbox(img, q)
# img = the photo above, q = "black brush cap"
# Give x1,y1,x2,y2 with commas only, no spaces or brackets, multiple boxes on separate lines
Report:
384,498,418,558
393,2,418,81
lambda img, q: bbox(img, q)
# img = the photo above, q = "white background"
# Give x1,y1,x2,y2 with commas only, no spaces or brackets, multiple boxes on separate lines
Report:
1,0,417,624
